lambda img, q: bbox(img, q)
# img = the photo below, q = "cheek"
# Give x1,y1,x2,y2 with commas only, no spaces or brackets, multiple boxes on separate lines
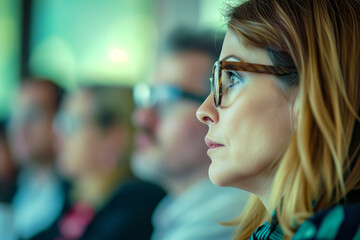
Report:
232,98,291,164
158,115,193,157
28,122,53,147
157,110,207,168
211,85,294,187
61,132,99,176
157,107,187,148
177,116,208,160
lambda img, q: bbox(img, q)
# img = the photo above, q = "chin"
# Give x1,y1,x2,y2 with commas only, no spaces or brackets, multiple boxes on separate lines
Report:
208,164,231,187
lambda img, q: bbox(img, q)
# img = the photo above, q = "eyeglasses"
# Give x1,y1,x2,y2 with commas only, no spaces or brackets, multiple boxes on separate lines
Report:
53,112,87,136
133,83,207,108
210,61,297,107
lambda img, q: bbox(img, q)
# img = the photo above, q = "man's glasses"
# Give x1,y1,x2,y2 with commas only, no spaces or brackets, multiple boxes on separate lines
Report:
133,83,207,109
210,61,297,107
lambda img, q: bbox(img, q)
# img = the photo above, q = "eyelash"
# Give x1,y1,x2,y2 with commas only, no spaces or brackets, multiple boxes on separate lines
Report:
224,70,245,88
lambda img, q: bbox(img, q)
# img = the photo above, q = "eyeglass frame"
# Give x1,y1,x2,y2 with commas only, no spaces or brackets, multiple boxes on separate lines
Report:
133,83,207,108
210,61,298,107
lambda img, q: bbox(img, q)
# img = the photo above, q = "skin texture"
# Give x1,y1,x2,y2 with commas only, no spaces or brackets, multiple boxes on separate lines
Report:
131,52,212,195
56,91,101,179
196,30,296,207
8,82,57,166
56,89,129,207
56,90,127,180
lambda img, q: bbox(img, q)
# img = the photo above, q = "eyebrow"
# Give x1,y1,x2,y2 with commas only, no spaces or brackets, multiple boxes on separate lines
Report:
220,55,244,62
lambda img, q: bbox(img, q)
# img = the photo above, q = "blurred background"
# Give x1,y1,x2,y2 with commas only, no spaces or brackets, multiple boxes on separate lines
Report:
0,2,240,239
0,0,229,120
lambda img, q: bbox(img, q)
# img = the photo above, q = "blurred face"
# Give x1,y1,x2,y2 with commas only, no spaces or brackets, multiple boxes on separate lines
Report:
196,31,296,195
55,91,102,179
8,83,57,165
132,52,211,182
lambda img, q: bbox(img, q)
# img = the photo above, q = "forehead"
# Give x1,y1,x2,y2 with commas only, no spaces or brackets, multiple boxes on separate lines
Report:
18,83,56,110
64,90,93,115
220,30,272,65
154,52,212,95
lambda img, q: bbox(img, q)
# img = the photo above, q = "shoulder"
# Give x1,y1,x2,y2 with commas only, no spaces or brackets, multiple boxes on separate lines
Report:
84,179,165,236
293,204,360,240
109,179,166,207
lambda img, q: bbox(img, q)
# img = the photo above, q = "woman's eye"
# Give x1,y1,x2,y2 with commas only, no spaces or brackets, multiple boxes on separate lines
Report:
224,71,244,88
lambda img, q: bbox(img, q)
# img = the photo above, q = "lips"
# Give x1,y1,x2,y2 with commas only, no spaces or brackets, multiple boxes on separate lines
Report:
205,137,224,150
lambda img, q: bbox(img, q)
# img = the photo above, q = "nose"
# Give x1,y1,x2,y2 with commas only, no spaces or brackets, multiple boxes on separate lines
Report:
132,107,158,130
196,94,218,125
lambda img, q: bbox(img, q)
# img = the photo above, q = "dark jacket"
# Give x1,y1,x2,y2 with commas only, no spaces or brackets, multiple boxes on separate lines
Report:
31,179,165,240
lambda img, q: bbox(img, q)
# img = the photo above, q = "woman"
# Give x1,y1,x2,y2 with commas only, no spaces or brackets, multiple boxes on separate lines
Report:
196,0,360,239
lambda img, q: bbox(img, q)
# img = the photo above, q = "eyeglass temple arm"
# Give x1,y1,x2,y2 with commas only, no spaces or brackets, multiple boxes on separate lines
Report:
221,61,297,76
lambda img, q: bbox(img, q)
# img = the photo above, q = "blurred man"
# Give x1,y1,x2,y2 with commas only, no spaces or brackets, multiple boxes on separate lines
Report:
0,119,17,203
0,119,17,240
32,85,165,240
7,78,67,239
131,28,249,240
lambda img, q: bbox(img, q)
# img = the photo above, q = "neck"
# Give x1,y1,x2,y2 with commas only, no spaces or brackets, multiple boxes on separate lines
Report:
257,180,273,213
234,173,274,213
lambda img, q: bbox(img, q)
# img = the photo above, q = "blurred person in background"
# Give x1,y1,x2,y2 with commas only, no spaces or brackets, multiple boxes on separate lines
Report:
0,119,17,203
32,85,165,240
0,119,18,240
131,27,249,240
6,78,67,240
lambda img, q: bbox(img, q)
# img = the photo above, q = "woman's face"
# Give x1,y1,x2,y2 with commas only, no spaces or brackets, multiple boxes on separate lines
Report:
196,30,296,195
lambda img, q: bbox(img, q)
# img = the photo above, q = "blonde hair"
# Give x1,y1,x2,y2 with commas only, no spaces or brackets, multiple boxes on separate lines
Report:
225,0,360,239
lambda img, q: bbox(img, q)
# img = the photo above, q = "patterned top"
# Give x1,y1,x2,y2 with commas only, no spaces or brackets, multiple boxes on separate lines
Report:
293,204,360,240
250,211,283,240
249,204,360,240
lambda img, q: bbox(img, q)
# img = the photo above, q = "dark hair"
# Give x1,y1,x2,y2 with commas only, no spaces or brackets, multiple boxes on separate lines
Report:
0,119,7,139
22,77,66,112
163,26,225,61
72,84,135,171
75,84,134,130
267,49,298,88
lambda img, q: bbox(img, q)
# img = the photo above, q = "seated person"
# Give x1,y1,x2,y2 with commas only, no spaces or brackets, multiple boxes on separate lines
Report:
196,0,360,239
131,28,249,240
7,79,67,239
0,119,17,203
32,85,165,240
0,119,18,240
